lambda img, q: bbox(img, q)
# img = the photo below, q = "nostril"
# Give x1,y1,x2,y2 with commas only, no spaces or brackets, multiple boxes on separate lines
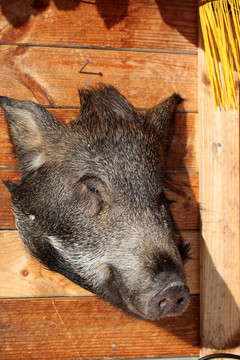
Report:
148,281,190,319
159,298,167,308
159,295,185,308
177,297,184,305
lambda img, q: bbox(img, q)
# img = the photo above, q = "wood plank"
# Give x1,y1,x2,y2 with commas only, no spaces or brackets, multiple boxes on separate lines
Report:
0,296,199,359
199,29,240,352
0,0,198,52
0,230,91,298
0,45,197,111
0,170,199,230
0,108,199,171
0,230,199,297
168,112,199,172
165,172,199,230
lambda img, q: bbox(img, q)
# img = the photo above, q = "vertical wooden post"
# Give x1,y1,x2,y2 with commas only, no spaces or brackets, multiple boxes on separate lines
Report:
198,24,240,354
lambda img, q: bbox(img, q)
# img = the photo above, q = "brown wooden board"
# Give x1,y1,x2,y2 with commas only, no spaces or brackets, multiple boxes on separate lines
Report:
0,45,197,111
0,0,198,53
0,296,200,360
0,0,200,358
0,108,198,171
0,230,199,297
0,169,199,230
199,31,240,352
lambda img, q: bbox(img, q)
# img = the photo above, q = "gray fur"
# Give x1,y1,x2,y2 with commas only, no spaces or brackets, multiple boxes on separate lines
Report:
1,85,190,320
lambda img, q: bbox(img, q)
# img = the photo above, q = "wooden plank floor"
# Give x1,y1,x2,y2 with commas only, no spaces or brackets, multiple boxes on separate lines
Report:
0,297,200,360
0,1,199,359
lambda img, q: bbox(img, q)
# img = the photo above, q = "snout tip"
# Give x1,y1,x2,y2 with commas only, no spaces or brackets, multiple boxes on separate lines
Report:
148,281,190,319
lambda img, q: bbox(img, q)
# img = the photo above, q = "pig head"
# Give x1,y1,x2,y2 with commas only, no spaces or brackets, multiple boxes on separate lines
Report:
1,85,190,320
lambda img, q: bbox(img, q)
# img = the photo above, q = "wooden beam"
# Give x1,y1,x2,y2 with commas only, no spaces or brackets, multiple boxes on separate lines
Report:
0,45,197,111
0,0,198,52
0,296,199,359
198,26,240,352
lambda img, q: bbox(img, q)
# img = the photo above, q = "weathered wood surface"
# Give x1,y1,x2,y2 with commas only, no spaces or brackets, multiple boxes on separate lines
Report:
0,230,199,297
0,0,200,358
0,45,197,111
0,108,198,171
0,296,200,360
0,230,91,297
199,31,240,352
0,169,199,230
0,0,198,52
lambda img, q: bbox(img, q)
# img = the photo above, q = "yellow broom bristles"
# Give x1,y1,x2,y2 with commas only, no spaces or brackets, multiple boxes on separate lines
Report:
199,0,240,110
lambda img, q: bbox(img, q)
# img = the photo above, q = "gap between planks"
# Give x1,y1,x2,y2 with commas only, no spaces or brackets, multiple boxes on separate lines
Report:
0,42,198,56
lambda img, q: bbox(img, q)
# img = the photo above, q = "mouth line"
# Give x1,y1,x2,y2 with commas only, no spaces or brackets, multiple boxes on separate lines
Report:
126,305,187,322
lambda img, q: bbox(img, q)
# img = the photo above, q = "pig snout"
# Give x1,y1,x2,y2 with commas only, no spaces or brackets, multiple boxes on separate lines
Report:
148,281,190,318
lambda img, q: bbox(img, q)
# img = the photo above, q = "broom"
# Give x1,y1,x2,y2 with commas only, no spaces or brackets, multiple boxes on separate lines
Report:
199,0,240,110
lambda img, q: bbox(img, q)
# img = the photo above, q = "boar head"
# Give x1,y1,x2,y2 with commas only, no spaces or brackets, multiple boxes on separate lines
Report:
1,85,190,320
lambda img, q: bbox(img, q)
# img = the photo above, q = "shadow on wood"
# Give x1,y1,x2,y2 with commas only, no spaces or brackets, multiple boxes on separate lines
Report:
0,0,198,49
0,0,82,27
155,0,198,48
201,238,240,350
0,0,129,29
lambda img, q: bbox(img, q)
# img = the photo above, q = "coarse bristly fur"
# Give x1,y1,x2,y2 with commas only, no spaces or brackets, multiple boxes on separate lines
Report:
1,84,190,320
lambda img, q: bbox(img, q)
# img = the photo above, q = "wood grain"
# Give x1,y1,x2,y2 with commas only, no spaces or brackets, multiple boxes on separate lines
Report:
0,45,197,111
0,296,200,360
0,0,198,52
199,31,240,352
0,169,199,230
0,230,91,297
0,230,199,297
0,0,201,358
165,172,199,230
0,108,198,171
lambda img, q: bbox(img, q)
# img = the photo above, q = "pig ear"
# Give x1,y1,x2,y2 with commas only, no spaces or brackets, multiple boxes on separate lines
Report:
145,94,183,153
77,88,92,116
0,96,64,173
71,88,97,126
74,85,140,126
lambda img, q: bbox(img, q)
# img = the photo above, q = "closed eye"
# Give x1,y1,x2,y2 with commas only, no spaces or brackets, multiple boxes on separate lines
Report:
87,185,102,201
74,174,107,215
